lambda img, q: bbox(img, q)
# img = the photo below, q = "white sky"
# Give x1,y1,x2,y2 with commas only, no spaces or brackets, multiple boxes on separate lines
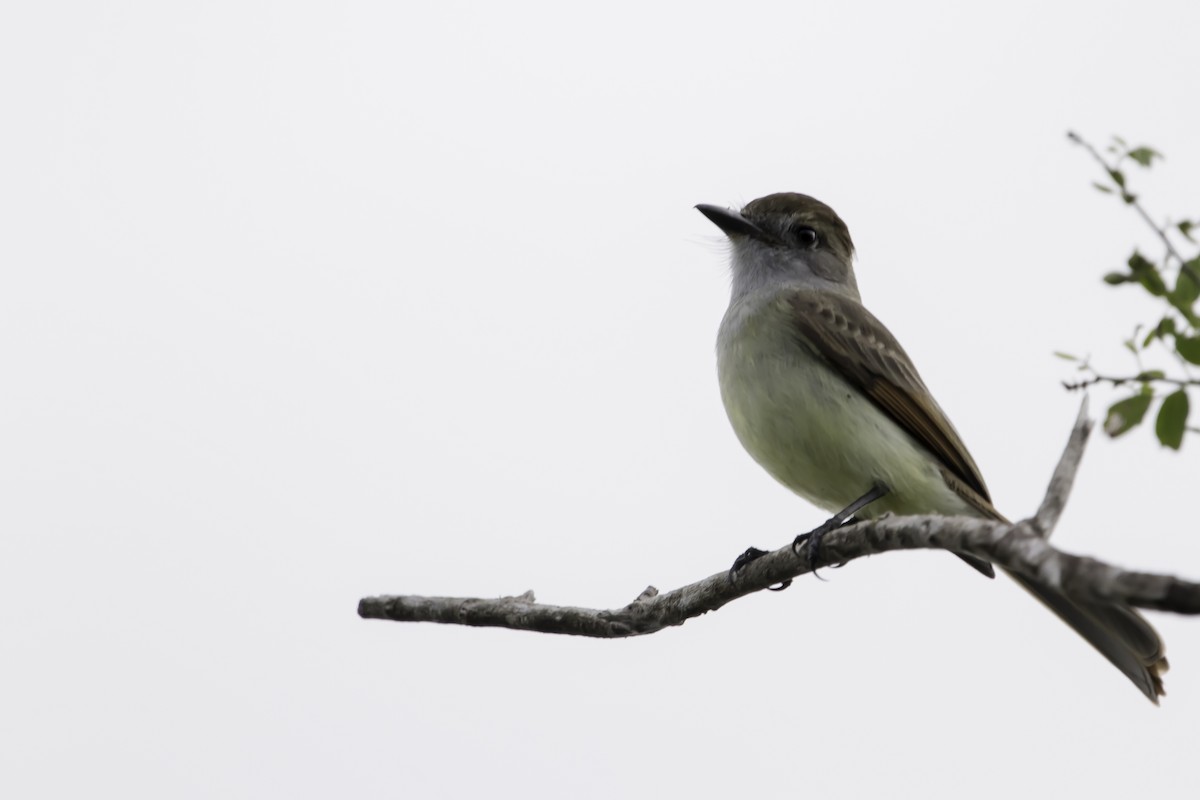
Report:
3,1,1199,797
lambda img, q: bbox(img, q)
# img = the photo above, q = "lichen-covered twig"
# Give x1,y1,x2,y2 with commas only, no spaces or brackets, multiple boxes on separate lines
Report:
358,400,1200,635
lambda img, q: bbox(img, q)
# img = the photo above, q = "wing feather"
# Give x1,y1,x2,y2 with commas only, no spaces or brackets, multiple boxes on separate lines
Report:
786,290,1166,699
787,290,993,508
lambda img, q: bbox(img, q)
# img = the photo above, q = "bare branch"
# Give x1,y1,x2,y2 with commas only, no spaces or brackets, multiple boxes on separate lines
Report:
1064,373,1200,391
1032,396,1092,537
358,402,1200,636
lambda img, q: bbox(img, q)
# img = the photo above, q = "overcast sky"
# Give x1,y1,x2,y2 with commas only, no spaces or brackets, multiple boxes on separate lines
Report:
4,2,1199,798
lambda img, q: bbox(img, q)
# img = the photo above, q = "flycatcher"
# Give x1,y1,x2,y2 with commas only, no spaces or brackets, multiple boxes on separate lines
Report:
698,192,1167,702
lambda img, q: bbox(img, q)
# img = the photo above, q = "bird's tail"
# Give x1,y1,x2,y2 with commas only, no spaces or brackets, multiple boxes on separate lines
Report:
946,483,1167,702
1004,569,1168,703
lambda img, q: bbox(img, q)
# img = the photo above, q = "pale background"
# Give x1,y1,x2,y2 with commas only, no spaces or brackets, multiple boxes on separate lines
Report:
3,1,1198,798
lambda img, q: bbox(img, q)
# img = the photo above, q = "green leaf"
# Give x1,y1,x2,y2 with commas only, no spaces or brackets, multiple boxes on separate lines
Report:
1122,192,1138,204
1127,146,1162,167
1143,317,1177,346
1103,271,1130,285
1113,135,1128,147
1155,389,1189,449
1104,391,1153,437
1092,183,1114,194
1170,268,1200,310
1128,251,1167,296
1135,370,1165,381
1176,335,1200,365
1179,220,1195,242
1053,351,1079,361
1108,168,1126,188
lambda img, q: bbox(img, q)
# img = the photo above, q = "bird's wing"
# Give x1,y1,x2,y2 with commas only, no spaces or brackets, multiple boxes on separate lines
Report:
787,289,1167,701
787,288,996,516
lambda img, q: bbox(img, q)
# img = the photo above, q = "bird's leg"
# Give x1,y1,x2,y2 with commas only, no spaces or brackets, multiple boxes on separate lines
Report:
729,482,890,590
793,482,891,573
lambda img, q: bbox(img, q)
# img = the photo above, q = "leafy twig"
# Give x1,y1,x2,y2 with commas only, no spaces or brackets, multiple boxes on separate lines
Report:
1064,132,1200,449
1068,131,1199,285
1062,372,1200,391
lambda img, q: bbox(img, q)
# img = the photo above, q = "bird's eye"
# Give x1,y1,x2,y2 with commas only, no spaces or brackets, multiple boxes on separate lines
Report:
793,226,819,248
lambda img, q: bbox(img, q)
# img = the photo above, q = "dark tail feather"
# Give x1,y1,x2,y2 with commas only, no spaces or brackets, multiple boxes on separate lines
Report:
1006,569,1168,703
955,552,996,578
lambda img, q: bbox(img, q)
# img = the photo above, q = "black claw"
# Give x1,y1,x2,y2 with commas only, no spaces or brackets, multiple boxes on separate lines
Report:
729,546,769,582
792,482,893,579
793,520,839,580
728,546,791,591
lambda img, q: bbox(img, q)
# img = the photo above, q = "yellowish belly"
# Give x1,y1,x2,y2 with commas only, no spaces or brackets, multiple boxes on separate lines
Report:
717,325,976,519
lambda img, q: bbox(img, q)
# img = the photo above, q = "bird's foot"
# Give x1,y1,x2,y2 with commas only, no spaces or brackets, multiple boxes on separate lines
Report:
791,518,848,579
792,482,892,578
728,547,792,592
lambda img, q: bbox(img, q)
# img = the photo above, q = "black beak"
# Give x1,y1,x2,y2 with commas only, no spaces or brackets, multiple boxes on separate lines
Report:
695,204,764,239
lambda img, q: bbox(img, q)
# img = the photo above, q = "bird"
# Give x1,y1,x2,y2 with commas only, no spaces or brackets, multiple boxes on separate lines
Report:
697,191,1168,702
